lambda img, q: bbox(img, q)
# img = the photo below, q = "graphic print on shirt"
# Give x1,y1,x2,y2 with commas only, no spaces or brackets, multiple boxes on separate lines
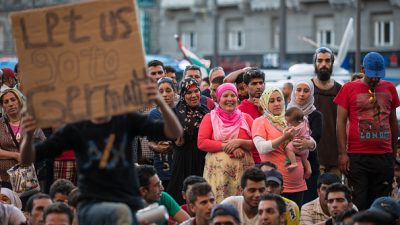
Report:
82,133,129,170
356,91,390,141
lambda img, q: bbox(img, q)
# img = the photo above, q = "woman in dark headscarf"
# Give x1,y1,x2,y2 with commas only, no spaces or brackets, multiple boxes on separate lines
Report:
166,78,209,204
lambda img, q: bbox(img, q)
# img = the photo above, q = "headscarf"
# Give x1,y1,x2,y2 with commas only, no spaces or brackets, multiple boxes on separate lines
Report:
175,78,209,139
0,188,22,209
259,87,286,127
287,80,316,116
211,83,251,141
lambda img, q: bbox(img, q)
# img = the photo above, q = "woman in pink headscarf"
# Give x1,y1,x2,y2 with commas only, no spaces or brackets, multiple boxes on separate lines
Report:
198,83,255,203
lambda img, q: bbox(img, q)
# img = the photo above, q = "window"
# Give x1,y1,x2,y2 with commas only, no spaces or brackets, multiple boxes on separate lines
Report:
181,31,197,50
227,19,245,50
373,14,393,47
316,17,334,46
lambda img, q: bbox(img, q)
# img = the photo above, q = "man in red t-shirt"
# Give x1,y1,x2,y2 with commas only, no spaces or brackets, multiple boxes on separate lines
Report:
237,68,265,119
334,52,400,210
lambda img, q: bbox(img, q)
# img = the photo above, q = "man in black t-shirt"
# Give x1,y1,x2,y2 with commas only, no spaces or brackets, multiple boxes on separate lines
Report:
20,82,183,225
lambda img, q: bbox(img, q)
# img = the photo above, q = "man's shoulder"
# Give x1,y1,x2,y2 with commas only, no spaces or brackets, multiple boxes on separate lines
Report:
301,198,319,211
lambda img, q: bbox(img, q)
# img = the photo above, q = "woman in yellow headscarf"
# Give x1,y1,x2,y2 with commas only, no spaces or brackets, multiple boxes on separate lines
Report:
252,87,307,207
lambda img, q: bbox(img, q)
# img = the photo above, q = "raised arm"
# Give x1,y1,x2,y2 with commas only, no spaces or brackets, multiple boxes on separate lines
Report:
19,114,37,166
223,67,251,83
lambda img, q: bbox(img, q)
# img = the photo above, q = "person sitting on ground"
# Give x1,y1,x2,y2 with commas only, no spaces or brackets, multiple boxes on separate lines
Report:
210,203,241,225
300,173,341,225
180,182,216,225
43,202,73,225
49,179,76,204
368,196,400,223
334,208,357,225
316,183,354,225
221,167,266,225
137,165,190,225
258,193,287,225
25,193,53,225
180,175,207,217
353,210,395,225
284,107,312,178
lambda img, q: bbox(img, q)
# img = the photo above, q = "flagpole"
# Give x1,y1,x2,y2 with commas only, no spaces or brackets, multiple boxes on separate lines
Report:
174,34,193,64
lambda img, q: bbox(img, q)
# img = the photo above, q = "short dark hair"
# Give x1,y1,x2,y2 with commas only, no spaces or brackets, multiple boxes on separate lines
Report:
243,68,265,85
256,161,277,170
202,77,210,85
43,203,73,225
211,76,224,85
353,210,395,225
285,107,304,123
283,82,293,89
164,65,176,73
260,193,286,215
335,208,358,225
26,193,51,213
67,188,79,208
325,183,352,203
137,165,157,187
184,65,202,76
313,47,335,66
235,73,245,84
317,173,341,188
182,176,207,192
187,183,213,204
147,60,164,69
49,179,76,200
240,167,266,188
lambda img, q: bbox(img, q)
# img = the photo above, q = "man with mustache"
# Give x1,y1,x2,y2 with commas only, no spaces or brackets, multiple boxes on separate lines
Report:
309,47,342,204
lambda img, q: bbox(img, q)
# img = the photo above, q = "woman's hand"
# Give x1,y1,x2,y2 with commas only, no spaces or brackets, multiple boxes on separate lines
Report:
292,138,313,150
223,140,241,153
282,127,295,140
231,148,245,159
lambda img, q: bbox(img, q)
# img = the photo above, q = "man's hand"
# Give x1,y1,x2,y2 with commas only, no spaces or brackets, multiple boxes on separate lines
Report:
338,153,350,174
144,81,160,103
21,114,37,137
149,141,172,154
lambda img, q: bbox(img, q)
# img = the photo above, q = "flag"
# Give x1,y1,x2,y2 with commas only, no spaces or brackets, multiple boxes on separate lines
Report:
175,34,209,77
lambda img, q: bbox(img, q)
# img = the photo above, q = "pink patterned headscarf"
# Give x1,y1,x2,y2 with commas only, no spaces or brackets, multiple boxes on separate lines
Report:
211,83,251,141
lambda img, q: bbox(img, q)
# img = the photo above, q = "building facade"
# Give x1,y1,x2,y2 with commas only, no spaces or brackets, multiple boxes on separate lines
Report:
159,0,400,72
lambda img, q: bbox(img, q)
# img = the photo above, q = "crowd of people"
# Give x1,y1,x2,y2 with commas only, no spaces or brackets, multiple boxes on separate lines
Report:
0,48,399,225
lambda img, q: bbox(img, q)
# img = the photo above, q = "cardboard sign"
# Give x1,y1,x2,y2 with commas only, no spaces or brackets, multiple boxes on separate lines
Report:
11,0,148,128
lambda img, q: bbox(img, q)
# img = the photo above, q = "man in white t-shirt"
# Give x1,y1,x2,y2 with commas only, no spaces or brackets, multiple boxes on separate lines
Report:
221,167,266,225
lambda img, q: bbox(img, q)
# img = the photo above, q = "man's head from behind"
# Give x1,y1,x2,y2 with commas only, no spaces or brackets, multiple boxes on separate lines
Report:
258,193,286,225
317,173,341,206
43,202,73,225
240,167,266,209
137,165,163,203
187,182,215,222
26,193,53,225
49,179,76,204
313,47,334,81
211,204,241,225
368,197,400,222
361,52,385,87
325,183,353,220
353,210,395,225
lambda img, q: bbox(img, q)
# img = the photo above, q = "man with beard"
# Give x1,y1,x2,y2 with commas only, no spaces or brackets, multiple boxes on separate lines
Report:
221,167,266,225
334,52,400,210
237,68,265,120
311,47,342,177
258,193,286,225
316,183,354,225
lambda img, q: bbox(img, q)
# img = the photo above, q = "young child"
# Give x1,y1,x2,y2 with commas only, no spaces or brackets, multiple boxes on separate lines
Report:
284,107,312,177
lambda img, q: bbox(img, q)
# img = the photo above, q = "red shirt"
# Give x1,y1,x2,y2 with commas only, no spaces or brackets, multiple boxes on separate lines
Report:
334,80,400,154
238,99,262,119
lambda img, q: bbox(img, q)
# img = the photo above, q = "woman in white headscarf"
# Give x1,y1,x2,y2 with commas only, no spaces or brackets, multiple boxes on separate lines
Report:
287,80,323,204
0,187,22,209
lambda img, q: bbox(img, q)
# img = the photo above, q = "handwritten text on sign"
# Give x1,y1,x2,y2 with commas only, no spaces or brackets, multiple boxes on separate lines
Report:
11,0,148,128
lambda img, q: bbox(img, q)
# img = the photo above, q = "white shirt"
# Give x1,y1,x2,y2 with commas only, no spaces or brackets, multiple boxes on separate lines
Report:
221,196,259,225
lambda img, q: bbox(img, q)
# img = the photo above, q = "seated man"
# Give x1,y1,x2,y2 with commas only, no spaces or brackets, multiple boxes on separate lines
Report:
210,204,241,225
300,173,341,225
180,175,207,216
316,183,354,225
258,193,286,225
264,169,300,225
137,165,190,224
221,167,266,225
26,193,53,225
49,179,76,203
181,182,216,225
43,202,74,225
